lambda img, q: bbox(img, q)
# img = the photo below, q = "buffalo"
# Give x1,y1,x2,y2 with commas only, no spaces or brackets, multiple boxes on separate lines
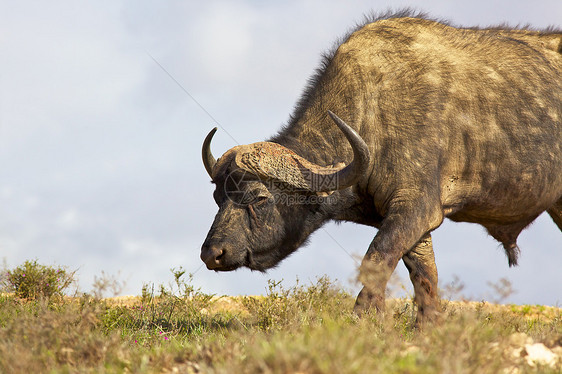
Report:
200,11,562,323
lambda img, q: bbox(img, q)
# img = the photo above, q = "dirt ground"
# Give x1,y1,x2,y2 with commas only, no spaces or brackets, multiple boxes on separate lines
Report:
105,295,562,322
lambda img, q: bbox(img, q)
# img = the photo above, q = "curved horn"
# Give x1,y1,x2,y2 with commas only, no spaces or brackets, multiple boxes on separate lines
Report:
202,127,218,178
308,111,370,192
232,112,370,193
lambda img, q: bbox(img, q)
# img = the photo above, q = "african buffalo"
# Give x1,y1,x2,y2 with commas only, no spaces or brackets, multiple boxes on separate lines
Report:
200,11,562,323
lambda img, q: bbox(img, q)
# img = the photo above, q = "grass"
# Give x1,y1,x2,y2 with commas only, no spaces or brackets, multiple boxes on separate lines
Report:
0,265,561,373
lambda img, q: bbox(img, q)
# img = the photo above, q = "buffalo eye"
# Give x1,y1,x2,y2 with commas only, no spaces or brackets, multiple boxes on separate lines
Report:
252,195,270,207
239,188,269,206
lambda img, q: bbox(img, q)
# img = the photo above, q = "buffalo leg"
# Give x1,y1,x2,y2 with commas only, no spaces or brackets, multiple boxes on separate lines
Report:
354,193,443,316
402,233,440,324
547,199,562,231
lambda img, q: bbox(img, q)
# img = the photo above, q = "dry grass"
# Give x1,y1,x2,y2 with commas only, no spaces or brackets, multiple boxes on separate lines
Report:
0,273,561,373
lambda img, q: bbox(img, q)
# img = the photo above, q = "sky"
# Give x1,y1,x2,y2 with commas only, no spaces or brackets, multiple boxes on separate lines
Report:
0,0,561,305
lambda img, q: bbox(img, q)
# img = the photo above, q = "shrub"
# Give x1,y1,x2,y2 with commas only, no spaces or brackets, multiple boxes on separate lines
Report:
242,277,354,331
1,260,75,299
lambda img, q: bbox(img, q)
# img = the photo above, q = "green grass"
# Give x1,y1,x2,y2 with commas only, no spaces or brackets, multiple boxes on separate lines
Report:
0,265,560,373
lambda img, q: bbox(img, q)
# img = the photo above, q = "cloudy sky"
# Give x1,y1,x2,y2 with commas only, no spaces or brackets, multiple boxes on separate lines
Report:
1,0,561,305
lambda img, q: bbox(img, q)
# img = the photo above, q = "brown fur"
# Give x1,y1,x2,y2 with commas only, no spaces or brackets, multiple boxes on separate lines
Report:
202,12,562,324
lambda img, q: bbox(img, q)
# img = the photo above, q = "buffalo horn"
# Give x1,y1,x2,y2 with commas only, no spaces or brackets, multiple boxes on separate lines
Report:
202,127,218,178
307,111,370,192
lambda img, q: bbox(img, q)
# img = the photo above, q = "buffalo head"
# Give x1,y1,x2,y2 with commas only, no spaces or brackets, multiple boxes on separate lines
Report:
200,111,369,272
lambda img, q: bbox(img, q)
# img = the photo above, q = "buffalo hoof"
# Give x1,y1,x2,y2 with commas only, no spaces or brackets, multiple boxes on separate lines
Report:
413,304,441,328
354,287,385,317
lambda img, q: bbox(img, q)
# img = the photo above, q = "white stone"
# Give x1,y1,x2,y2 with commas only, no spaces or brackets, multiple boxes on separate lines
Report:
524,343,558,368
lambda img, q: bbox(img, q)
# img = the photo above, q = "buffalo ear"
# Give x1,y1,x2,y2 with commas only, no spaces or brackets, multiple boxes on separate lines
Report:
314,163,343,196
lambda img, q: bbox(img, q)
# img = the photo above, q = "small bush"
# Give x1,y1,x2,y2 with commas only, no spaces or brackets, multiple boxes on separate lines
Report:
1,260,75,299
104,267,216,345
242,277,354,331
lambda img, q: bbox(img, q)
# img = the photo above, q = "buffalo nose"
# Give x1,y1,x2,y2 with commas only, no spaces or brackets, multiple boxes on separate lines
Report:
200,245,224,269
